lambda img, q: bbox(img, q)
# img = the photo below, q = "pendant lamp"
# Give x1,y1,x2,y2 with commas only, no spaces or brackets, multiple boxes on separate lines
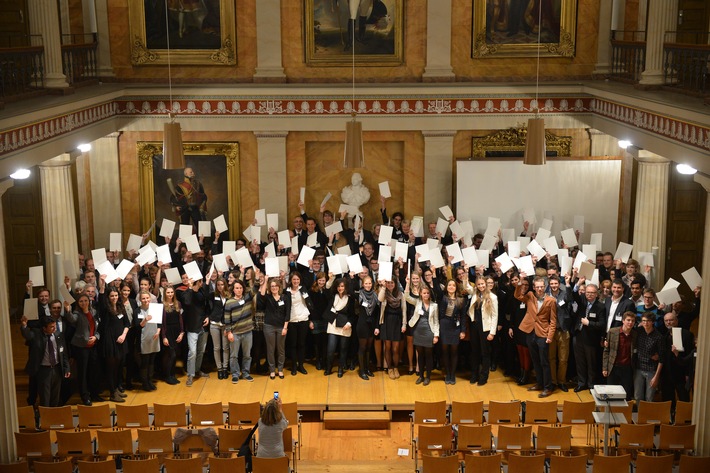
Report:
524,4,546,166
162,4,185,170
343,16,364,168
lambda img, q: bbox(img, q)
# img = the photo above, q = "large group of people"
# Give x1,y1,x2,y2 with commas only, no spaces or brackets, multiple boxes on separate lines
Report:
21,187,701,412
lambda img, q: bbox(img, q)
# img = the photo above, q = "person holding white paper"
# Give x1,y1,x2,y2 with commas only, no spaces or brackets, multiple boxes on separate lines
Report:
308,272,331,371
257,276,291,379
570,282,606,393
405,283,439,386
546,275,573,392
325,278,357,378
68,294,102,405
286,272,314,376
403,273,422,376
637,288,666,329
25,282,51,318
97,282,130,403
660,313,694,407
376,279,406,379
619,258,650,290
207,278,230,380
465,276,498,386
379,195,406,242
438,279,467,384
304,217,328,249
160,286,183,386
224,279,256,383
136,291,161,391
355,275,379,380
176,276,209,386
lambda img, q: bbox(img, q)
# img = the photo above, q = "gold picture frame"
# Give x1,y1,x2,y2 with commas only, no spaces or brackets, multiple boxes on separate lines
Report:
472,0,577,58
471,127,572,158
128,0,236,66
138,142,241,240
305,0,404,66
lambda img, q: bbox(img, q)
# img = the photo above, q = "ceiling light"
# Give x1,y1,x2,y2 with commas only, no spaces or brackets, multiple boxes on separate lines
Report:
343,15,364,169
77,143,92,153
618,140,632,149
162,3,185,170
524,4,546,166
676,163,697,175
10,169,31,180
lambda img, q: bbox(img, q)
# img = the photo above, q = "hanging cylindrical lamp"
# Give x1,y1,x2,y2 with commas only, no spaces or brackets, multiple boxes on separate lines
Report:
344,114,364,168
523,117,546,165
163,118,185,170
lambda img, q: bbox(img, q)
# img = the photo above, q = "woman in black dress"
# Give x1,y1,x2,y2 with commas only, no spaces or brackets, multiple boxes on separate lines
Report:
161,286,183,385
308,272,329,371
507,275,532,385
438,279,467,384
119,282,139,390
404,272,422,375
377,280,406,380
356,275,379,380
324,278,356,377
98,282,130,403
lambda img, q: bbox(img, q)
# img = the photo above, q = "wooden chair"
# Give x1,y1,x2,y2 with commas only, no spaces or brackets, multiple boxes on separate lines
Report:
450,401,484,425
14,431,52,460
0,462,28,473
76,459,116,473
55,430,94,459
487,401,521,424
76,404,112,430
617,423,655,454
534,425,572,454
32,460,74,473
38,406,74,430
411,401,448,456
282,425,298,472
281,402,302,460
16,406,37,432
227,401,261,427
635,454,674,473
657,424,695,453
96,429,134,457
559,401,597,446
495,425,532,452
121,456,161,473
114,404,150,429
507,453,545,473
252,456,289,473
549,454,587,473
524,400,558,425
592,454,631,473
218,427,252,455
678,454,710,473
414,425,454,472
636,401,672,425
420,454,461,473
456,424,492,453
674,401,693,425
189,402,224,427
136,428,174,455
153,403,187,428
176,429,214,454
464,453,502,473
208,455,245,473
163,456,203,473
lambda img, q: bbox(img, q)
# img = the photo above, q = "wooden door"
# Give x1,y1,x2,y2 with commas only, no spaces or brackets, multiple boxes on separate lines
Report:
665,170,706,299
0,0,29,47
677,0,710,43
2,169,45,314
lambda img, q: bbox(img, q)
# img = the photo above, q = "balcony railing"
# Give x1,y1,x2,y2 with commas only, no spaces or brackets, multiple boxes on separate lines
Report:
610,30,646,83
663,31,710,95
0,35,44,100
60,33,97,85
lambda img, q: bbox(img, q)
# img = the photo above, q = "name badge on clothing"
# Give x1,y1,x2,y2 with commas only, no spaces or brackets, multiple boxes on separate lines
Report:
589,313,597,319
239,300,245,306
278,300,285,306
615,315,621,321
418,309,425,315
362,302,368,307
59,346,64,353
558,300,565,306
520,303,526,309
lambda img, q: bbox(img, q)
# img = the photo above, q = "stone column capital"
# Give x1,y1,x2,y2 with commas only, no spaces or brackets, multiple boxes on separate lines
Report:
254,131,289,140
694,173,710,193
422,131,457,139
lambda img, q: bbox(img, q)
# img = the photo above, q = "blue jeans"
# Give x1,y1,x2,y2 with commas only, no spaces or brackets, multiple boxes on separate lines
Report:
634,369,658,403
229,331,253,376
327,334,350,369
527,332,553,390
186,330,208,376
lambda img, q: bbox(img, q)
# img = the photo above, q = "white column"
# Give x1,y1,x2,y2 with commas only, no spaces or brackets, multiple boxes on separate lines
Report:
692,172,710,455
639,0,678,85
94,0,114,77
255,132,288,223
89,134,122,248
422,0,454,81
611,0,625,29
593,0,613,76
589,128,620,156
254,0,286,81
39,154,79,297
0,179,18,463
423,131,456,222
632,152,670,289
28,0,69,88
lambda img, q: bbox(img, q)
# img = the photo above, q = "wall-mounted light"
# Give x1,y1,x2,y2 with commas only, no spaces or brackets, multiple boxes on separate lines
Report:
676,163,697,175
10,169,31,180
618,140,632,149
77,143,92,153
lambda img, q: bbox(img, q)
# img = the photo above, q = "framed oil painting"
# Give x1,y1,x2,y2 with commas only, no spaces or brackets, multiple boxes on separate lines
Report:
138,142,241,241
472,0,577,58
128,0,236,65
305,0,404,66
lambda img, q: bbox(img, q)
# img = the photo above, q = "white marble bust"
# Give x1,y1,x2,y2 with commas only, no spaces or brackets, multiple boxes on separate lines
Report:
340,172,370,216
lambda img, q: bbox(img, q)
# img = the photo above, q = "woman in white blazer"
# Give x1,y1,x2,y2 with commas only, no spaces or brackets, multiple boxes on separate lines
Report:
405,281,439,386
466,275,498,386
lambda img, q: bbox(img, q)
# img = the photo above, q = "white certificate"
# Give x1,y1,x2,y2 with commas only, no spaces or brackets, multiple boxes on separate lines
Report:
578,261,595,281
507,241,521,258
347,254,364,273
159,219,176,238
681,266,702,289
449,220,464,240
582,245,597,260
460,221,474,238
573,215,585,233
560,228,578,247
379,261,393,281
278,256,289,274
540,218,553,231
296,246,316,268
300,187,306,203
480,234,496,252
661,278,681,292
262,242,275,259
212,254,229,272
517,237,531,254
321,192,333,207
29,266,45,287
126,234,143,252
291,236,300,255
395,242,409,262
109,233,122,252
64,258,78,280
434,217,448,237
428,248,445,268
446,243,464,264
672,327,685,352
501,228,515,246
165,267,182,285
411,217,424,237
516,255,536,276
378,225,393,245
183,261,203,282
135,248,156,266
92,248,108,265
543,236,559,253
306,232,318,248
657,287,681,306
59,284,75,305
573,251,588,271
527,240,547,260
156,245,172,265
639,251,654,268
590,233,603,252
462,247,479,267
378,245,392,262
184,234,201,254
326,255,344,275
233,248,253,269
254,209,266,226
179,224,193,240
475,250,490,269
213,214,228,233
614,242,633,264
558,251,572,276
97,261,119,284
277,230,291,248
198,221,211,237
23,298,38,320
495,253,514,273
115,259,135,280
522,208,537,225
485,217,501,236
337,245,352,256
222,241,236,256
427,238,440,249
265,258,280,277
267,213,279,232
379,181,391,198
439,205,454,220
325,221,343,237
147,303,164,324
415,244,430,262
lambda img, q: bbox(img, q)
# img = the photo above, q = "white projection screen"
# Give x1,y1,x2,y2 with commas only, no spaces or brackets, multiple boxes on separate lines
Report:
455,159,622,253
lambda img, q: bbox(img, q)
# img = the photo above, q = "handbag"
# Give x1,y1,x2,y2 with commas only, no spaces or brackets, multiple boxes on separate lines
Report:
238,423,258,472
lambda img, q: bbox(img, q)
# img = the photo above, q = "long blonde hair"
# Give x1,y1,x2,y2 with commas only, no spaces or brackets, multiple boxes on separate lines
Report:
474,276,495,314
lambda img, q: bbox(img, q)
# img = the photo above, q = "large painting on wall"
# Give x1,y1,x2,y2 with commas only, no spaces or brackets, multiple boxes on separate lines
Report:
305,0,404,66
138,142,241,241
128,0,236,65
472,0,577,58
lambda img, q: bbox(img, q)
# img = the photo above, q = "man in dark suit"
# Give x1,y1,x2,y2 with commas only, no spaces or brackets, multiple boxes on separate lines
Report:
660,312,695,408
602,311,637,400
20,315,71,407
49,299,74,405
572,283,607,392
515,274,558,398
605,279,636,332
